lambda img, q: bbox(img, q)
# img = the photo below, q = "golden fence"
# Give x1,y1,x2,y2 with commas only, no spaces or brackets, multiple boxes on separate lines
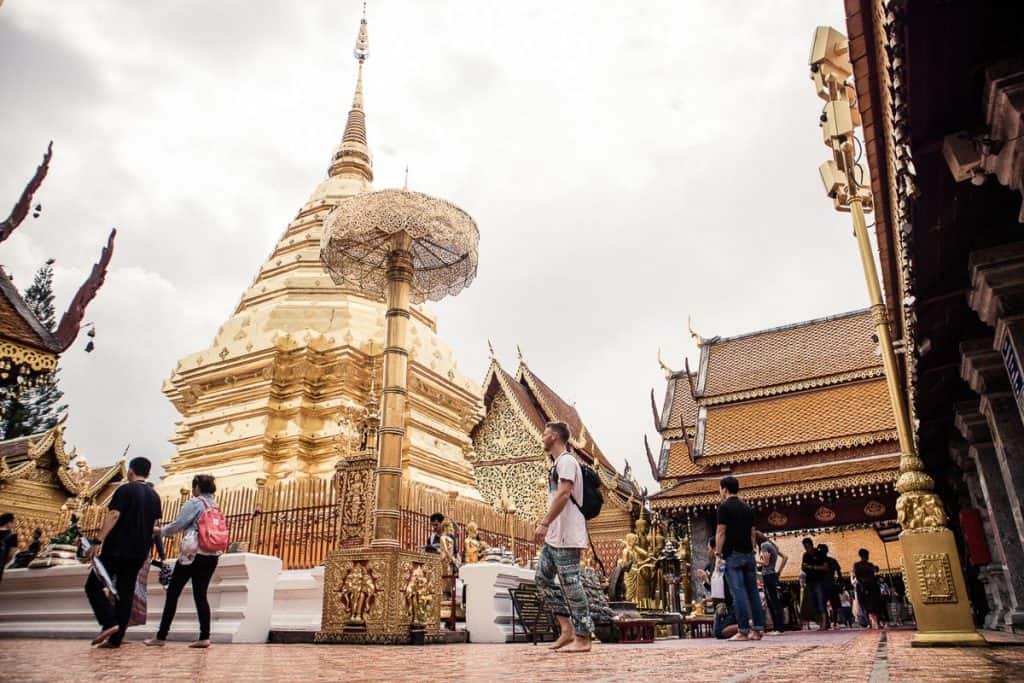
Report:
59,478,539,570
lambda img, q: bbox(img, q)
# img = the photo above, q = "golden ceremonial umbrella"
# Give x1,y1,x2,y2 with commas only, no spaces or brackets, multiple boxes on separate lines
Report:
320,187,479,546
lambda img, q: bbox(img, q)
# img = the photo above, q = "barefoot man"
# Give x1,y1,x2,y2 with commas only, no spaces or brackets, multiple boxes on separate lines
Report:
533,421,593,653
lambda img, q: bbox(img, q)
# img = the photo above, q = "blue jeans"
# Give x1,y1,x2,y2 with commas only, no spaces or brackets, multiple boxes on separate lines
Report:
805,580,826,617
723,552,765,634
535,544,594,636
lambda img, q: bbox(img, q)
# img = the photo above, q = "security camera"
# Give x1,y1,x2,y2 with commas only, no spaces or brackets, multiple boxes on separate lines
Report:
819,160,848,198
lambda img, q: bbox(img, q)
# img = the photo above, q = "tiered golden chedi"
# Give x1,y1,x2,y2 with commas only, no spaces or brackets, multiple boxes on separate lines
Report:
160,16,483,498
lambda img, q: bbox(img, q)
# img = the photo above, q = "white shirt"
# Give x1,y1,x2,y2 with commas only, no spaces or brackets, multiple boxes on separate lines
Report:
545,452,588,549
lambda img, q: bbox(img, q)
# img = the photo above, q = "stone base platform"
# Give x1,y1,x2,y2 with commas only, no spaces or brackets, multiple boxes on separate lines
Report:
0,553,281,643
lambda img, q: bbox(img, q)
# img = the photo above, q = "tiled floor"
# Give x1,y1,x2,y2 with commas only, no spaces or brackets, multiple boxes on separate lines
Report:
1,629,1022,682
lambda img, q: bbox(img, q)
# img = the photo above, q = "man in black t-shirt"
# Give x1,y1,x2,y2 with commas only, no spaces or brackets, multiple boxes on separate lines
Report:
714,476,765,641
800,537,829,630
85,457,162,648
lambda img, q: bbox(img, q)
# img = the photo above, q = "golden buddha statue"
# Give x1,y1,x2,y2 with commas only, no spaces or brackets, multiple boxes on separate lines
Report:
464,521,488,564
622,532,658,609
404,565,433,626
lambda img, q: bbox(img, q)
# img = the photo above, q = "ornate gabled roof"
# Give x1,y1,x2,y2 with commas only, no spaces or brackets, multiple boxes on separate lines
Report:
517,361,613,472
651,453,900,509
697,378,897,465
481,360,547,438
698,309,882,399
652,309,899,496
0,418,125,498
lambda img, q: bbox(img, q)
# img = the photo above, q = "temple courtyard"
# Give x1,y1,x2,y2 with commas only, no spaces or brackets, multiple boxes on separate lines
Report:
2,630,1023,682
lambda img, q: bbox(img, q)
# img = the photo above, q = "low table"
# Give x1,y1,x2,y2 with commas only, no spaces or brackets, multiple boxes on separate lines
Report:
683,616,714,638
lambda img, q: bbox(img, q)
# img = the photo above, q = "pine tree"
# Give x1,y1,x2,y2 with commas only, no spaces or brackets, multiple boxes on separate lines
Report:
0,259,66,439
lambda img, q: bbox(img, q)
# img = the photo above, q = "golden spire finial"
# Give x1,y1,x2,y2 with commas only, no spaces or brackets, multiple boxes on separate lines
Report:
403,165,409,190
329,5,373,182
487,339,496,359
516,344,525,364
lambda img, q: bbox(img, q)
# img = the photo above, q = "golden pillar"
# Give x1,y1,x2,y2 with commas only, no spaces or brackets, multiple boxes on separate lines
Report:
316,188,480,644
810,27,985,647
372,232,413,548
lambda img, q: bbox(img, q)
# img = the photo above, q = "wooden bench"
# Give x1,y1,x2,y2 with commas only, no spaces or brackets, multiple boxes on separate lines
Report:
509,583,558,644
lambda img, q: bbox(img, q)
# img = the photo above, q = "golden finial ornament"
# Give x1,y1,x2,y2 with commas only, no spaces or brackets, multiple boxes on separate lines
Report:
516,344,525,364
353,2,369,63
657,348,676,378
487,339,496,359
687,316,706,347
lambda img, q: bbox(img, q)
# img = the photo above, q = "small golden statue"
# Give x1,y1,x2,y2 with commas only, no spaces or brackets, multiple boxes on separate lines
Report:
464,521,488,564
339,563,377,627
404,565,434,626
439,519,460,573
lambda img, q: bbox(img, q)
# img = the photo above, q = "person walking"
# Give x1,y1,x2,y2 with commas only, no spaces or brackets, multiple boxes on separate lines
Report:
85,457,162,648
145,475,224,648
800,537,829,630
755,531,787,634
853,548,885,629
533,421,593,653
714,476,765,641
819,543,843,629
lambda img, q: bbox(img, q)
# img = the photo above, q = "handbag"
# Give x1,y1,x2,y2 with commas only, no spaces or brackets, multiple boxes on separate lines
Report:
179,528,199,565
710,565,726,599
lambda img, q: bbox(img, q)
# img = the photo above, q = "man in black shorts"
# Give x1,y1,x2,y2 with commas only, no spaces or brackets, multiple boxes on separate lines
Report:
85,457,162,648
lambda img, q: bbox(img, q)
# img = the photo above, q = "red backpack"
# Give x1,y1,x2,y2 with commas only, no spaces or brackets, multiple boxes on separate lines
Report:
196,497,229,554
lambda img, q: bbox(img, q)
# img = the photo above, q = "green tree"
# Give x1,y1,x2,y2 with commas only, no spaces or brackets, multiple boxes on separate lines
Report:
0,259,66,438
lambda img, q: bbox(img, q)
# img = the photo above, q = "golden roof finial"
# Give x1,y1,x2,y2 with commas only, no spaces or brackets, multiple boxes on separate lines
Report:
687,315,706,347
487,339,496,359
657,348,676,378
516,344,525,364
329,5,373,182
403,164,409,190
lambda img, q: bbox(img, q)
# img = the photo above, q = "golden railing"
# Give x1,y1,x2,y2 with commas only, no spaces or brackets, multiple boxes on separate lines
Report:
59,478,538,570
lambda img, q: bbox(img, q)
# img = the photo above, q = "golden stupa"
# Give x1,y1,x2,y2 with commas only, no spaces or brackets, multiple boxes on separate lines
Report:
160,13,484,498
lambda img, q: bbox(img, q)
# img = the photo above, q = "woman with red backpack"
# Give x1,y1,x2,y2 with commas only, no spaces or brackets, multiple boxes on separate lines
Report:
144,474,229,649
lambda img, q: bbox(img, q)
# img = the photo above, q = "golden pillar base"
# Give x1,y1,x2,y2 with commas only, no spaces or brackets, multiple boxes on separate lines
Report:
900,528,988,648
315,546,444,645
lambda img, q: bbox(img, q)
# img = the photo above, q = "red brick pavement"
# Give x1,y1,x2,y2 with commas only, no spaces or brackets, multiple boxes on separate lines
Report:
1,629,1022,682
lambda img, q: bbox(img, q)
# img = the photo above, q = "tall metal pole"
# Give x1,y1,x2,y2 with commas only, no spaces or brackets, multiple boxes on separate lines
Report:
811,26,985,647
371,231,413,548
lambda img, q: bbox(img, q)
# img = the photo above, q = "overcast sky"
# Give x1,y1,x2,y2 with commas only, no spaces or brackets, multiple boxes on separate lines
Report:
1,1,860,492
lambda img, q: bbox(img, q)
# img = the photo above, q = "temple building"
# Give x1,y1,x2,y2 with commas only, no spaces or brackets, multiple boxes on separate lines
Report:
160,14,484,498
471,352,641,571
649,309,904,591
0,418,125,549
0,142,115,396
842,0,1024,631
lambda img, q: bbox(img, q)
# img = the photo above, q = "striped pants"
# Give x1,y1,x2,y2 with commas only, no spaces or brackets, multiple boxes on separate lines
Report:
534,544,594,636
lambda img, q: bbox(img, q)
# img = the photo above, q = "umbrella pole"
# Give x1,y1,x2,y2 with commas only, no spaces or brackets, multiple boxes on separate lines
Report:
371,231,413,548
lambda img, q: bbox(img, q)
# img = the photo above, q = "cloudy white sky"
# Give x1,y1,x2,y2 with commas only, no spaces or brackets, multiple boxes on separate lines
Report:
1,1,861,491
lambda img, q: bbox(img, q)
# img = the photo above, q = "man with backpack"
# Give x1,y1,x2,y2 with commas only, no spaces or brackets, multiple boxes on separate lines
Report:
533,421,595,653
85,457,162,648
145,474,228,648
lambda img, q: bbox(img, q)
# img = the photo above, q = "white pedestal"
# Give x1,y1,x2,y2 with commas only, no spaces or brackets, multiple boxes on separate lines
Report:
458,562,536,643
270,566,324,632
0,553,282,643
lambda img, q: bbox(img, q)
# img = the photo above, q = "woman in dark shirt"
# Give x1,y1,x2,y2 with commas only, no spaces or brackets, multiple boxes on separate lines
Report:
853,548,885,629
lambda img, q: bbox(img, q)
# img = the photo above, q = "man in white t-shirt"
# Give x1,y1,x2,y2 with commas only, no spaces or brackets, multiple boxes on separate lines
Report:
533,421,593,653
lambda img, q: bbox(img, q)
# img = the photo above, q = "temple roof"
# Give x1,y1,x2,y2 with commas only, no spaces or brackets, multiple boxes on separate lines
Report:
652,453,900,509
651,308,899,493
699,309,882,399
0,418,126,499
479,356,624,479
698,378,897,464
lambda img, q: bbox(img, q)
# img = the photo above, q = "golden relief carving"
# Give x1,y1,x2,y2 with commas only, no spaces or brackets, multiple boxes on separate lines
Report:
0,339,58,374
337,561,379,627
403,564,433,625
471,392,548,518
914,553,957,604
896,492,947,530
